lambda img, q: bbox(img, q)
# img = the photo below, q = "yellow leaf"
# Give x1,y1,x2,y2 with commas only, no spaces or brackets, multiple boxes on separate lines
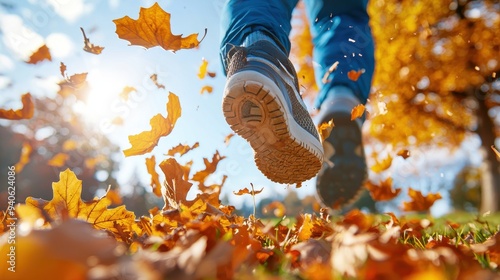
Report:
113,3,206,52
0,93,35,120
297,213,314,241
159,158,193,209
198,58,209,79
123,92,181,156
145,155,162,197
200,85,213,94
191,150,226,183
371,154,393,173
318,118,335,142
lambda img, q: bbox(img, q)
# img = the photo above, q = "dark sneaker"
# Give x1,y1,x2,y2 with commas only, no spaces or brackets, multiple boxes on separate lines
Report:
316,112,367,208
222,40,323,184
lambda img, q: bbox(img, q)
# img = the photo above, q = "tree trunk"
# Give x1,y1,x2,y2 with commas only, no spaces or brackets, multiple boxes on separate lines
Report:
476,97,500,213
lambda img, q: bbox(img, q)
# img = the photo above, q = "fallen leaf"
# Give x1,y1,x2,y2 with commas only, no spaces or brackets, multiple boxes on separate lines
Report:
233,187,263,196
402,188,442,212
347,69,365,81
146,155,162,197
119,86,137,101
123,92,181,156
80,27,104,54
191,151,226,183
200,85,213,94
318,118,334,142
150,73,165,89
351,104,365,121
159,158,193,209
0,93,35,120
27,44,52,64
166,142,200,157
370,154,393,173
48,153,69,167
14,141,32,173
113,3,206,52
365,177,401,201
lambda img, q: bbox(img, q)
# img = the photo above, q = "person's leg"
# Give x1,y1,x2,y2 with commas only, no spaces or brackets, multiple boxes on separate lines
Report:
304,0,375,208
220,0,324,184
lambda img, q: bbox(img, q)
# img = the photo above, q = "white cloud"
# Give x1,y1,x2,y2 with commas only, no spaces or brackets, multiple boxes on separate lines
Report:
46,0,93,23
0,76,12,89
0,54,14,71
46,33,75,58
0,14,44,60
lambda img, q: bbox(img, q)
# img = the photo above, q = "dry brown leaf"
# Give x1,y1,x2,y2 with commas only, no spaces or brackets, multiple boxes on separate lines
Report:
0,93,35,120
27,44,52,64
191,151,226,183
397,149,411,159
402,188,442,212
159,158,193,209
233,187,263,196
123,92,181,156
351,104,365,121
224,133,235,146
365,177,401,201
80,27,104,54
145,155,162,197
150,73,165,89
113,3,206,52
166,142,200,157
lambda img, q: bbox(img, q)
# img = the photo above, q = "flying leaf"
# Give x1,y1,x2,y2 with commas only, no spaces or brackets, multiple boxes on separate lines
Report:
119,86,137,101
48,153,69,167
351,104,365,121
370,154,393,173
80,27,104,54
262,201,286,218
166,142,200,157
0,93,34,120
14,141,32,173
347,69,365,81
198,58,216,79
397,149,411,159
321,61,339,84
492,145,500,159
145,155,162,197
402,188,442,212
200,85,213,94
123,92,181,156
318,118,335,142
150,74,165,89
191,150,226,183
365,177,401,201
224,133,235,146
27,44,51,64
159,158,193,209
113,2,207,52
233,187,263,196
58,63,88,98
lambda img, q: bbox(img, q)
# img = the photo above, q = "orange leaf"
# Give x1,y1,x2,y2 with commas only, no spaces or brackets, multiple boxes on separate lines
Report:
191,150,226,183
224,133,235,146
14,142,32,173
80,27,104,54
26,44,52,64
397,149,411,159
150,74,165,89
200,85,213,94
262,201,286,218
0,93,34,120
159,158,193,209
113,3,206,52
318,118,335,142
123,92,181,156
350,104,365,121
145,155,162,197
119,86,136,101
347,69,365,81
365,177,401,201
492,145,500,159
166,142,200,157
297,213,314,241
402,188,442,212
370,154,393,173
48,153,69,167
233,187,263,196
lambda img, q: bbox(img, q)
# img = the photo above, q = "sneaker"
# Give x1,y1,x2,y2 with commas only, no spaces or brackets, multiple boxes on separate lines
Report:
316,112,367,208
222,40,324,184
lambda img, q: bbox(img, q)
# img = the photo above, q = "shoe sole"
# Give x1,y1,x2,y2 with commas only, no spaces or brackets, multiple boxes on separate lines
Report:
222,71,323,184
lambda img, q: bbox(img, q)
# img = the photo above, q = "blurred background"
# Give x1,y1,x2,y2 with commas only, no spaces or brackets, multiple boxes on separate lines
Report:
0,0,498,217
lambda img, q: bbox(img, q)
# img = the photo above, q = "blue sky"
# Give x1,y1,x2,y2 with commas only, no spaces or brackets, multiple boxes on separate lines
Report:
0,0,484,214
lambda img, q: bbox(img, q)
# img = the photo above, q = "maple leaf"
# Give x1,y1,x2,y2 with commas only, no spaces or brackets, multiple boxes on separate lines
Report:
191,150,226,183
123,92,181,156
318,118,335,142
14,141,32,173
113,2,207,52
347,69,365,81
351,104,365,121
371,154,393,173
0,93,34,120
48,153,69,167
402,188,442,212
200,85,213,94
365,177,401,201
159,158,193,209
146,155,162,197
233,187,263,196
166,142,200,157
26,44,52,64
119,86,137,101
80,27,104,54
150,73,165,89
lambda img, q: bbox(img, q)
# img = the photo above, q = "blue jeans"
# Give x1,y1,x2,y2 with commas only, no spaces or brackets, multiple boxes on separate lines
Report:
220,0,374,108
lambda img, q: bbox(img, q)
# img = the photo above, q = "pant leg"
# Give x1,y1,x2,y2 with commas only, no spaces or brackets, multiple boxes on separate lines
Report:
219,0,299,74
304,0,375,108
